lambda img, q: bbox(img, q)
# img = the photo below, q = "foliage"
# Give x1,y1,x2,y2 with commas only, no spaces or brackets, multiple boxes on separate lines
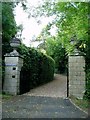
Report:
18,44,55,94
2,2,17,89
31,1,89,98
37,36,67,73
84,39,90,99
2,2,17,55
30,2,88,74
45,37,67,73
2,3,17,42
2,2,27,56
2,2,27,89
70,95,88,113
39,2,88,54
2,59,5,89
85,69,90,99
2,93,13,100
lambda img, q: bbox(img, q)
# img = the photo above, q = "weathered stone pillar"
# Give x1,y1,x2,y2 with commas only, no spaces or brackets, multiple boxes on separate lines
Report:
3,55,23,95
68,55,85,99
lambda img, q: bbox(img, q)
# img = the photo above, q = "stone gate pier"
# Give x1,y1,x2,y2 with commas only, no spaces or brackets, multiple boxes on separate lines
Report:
3,56,23,95
3,37,23,95
68,55,85,99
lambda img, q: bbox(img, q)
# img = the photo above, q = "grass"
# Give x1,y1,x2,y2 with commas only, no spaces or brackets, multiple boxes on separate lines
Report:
69,95,89,113
2,93,13,100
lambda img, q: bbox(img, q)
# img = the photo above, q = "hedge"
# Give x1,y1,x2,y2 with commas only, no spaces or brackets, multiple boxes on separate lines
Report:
18,45,55,94
84,39,90,99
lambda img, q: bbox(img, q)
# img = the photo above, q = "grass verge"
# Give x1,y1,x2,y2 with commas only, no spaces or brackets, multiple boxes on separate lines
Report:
2,93,13,101
69,95,89,113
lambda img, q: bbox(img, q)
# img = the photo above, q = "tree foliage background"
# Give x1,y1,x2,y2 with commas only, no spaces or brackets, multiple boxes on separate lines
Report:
2,1,27,56
2,2,17,55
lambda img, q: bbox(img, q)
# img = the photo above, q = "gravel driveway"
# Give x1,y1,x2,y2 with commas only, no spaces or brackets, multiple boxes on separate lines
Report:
25,74,67,98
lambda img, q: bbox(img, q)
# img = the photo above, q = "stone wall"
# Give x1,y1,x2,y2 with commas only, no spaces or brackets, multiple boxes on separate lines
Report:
3,56,23,95
68,55,85,99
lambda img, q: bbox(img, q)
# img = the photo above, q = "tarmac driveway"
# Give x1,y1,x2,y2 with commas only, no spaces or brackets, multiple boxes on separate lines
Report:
2,95,88,118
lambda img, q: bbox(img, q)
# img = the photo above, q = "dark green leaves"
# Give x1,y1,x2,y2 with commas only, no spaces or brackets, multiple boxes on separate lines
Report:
18,44,55,94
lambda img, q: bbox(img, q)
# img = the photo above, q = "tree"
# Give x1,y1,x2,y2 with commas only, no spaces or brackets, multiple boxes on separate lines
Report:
33,1,89,97
30,1,88,53
45,37,67,73
2,2,27,88
2,2,18,55
2,1,27,56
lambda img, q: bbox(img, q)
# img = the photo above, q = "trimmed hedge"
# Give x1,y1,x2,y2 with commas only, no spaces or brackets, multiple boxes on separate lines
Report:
18,44,55,94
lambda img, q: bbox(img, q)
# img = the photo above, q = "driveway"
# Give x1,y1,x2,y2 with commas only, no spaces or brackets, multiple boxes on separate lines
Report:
2,74,88,118
25,74,67,98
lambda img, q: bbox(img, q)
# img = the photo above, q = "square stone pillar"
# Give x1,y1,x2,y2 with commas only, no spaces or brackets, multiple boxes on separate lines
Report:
3,56,23,95
68,55,85,99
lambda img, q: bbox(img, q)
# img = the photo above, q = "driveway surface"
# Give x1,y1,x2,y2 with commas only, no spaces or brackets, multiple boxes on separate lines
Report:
2,74,88,118
25,74,67,98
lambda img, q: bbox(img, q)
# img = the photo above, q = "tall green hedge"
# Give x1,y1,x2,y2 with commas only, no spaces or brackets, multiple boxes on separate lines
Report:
18,44,55,94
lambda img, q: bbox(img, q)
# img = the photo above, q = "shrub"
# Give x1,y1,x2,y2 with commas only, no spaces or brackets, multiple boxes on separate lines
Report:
2,60,5,90
46,39,68,74
18,44,55,94
85,69,90,99
39,54,55,84
84,58,90,99
84,39,90,99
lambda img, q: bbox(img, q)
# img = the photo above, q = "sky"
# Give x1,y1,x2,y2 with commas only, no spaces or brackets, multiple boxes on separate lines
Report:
14,0,57,47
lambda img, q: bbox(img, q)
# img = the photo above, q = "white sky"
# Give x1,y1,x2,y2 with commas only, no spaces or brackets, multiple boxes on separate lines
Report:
14,0,57,47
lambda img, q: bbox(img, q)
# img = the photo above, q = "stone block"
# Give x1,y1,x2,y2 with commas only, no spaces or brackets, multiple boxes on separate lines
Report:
5,57,18,64
72,93,83,99
80,80,85,85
